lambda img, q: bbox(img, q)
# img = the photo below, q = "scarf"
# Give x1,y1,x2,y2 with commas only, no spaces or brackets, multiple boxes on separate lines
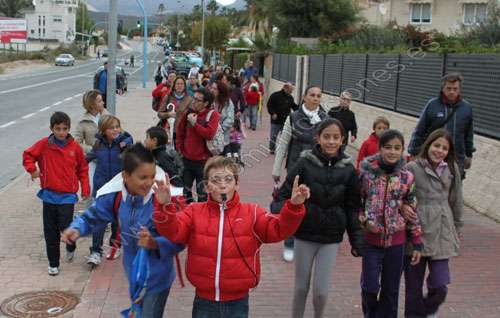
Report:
174,92,185,101
379,159,398,174
301,104,322,125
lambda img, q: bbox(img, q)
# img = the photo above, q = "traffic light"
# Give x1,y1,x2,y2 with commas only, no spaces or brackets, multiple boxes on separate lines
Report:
137,20,141,29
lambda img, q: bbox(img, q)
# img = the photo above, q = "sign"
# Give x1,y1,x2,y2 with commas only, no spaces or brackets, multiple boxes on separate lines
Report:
0,18,27,44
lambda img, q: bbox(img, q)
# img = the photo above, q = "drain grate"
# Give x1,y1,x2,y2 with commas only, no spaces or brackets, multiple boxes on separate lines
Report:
0,291,79,317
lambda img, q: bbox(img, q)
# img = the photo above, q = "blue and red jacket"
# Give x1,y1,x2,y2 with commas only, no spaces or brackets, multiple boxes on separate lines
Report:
23,134,90,198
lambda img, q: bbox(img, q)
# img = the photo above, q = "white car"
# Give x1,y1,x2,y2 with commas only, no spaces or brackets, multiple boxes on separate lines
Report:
55,54,75,66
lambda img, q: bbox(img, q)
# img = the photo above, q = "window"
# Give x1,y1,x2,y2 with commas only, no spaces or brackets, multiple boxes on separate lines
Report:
43,16,45,26
410,3,432,24
464,3,487,25
53,16,63,23
38,16,41,26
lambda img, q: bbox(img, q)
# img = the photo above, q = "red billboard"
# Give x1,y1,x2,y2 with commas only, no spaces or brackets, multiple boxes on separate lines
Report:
0,18,27,44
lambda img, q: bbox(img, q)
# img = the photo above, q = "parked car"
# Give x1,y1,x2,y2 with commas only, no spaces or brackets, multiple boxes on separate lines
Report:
171,54,191,76
186,53,203,68
55,54,75,66
94,65,128,92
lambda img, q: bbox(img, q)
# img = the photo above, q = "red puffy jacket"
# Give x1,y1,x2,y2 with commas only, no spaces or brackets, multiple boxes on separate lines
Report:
154,192,305,301
244,88,260,106
356,133,380,171
23,135,90,197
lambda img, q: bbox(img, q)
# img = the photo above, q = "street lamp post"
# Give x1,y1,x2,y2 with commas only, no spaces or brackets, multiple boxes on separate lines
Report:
201,0,205,62
135,0,148,88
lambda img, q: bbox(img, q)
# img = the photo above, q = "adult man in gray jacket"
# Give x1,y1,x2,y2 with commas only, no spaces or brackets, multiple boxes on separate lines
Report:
408,73,475,178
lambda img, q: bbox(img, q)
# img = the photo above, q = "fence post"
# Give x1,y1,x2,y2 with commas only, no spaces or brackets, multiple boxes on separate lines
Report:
362,54,369,103
441,52,448,76
339,54,344,95
393,54,402,112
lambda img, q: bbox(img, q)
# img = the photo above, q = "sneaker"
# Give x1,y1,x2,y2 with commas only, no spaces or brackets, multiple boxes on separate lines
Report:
427,313,438,318
48,266,59,276
106,247,122,260
283,248,294,262
65,250,75,263
87,252,102,266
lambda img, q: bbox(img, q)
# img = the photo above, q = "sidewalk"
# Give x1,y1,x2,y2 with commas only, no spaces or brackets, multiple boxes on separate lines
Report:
1,83,500,317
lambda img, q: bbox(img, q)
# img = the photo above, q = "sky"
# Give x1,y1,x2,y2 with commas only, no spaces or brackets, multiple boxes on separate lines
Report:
87,0,246,15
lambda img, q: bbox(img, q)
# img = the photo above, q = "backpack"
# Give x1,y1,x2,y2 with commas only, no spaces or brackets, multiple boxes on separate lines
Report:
205,109,225,155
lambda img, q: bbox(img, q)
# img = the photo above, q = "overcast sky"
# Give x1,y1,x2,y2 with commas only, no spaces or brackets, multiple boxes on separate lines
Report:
87,0,246,15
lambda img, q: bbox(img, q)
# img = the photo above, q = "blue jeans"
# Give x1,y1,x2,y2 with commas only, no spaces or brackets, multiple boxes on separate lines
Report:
361,244,405,318
141,288,170,318
192,295,249,318
269,123,283,152
248,105,258,129
90,221,118,255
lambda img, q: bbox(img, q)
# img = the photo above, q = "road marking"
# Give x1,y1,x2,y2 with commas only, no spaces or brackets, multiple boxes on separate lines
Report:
39,106,51,112
74,93,82,98
0,73,91,96
64,97,72,102
0,121,16,128
22,113,36,119
53,101,62,106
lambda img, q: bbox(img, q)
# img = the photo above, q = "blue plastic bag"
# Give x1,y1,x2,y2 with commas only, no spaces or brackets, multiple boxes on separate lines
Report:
121,248,149,318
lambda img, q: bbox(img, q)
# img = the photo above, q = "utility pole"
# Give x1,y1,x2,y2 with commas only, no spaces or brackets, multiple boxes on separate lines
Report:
107,0,118,114
201,0,205,62
81,0,85,56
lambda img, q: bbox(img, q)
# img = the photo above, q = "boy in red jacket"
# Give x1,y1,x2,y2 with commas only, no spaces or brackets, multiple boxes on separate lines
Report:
153,156,310,318
356,116,390,172
23,111,90,276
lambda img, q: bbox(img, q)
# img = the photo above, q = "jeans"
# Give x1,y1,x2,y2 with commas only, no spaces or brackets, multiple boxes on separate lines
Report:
404,257,450,317
361,244,405,318
192,295,249,318
248,105,258,129
90,221,119,255
42,202,76,268
141,288,170,318
182,158,207,204
284,236,295,249
269,123,283,152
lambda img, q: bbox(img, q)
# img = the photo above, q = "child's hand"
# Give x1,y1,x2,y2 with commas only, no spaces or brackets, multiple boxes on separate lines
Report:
61,228,80,245
359,215,380,233
155,177,172,205
30,170,40,181
187,113,198,126
290,175,310,205
138,227,158,250
410,250,422,265
401,204,418,222
119,141,126,149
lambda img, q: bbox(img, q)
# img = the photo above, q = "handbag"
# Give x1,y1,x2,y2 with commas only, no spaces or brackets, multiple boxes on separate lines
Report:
205,109,225,155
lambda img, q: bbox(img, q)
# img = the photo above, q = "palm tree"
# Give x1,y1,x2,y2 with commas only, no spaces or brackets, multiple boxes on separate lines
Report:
0,0,32,18
206,0,219,16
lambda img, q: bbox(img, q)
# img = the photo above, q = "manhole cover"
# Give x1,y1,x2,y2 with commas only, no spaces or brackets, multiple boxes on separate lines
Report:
0,291,79,318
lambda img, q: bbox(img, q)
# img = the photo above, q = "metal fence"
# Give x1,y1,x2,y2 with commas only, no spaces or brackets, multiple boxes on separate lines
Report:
272,53,500,139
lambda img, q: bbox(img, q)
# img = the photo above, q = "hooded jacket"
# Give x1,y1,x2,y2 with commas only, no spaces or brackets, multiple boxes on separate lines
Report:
359,155,422,248
70,186,184,294
356,133,380,171
87,132,133,195
153,192,305,301
278,145,364,251
23,134,90,197
73,109,110,154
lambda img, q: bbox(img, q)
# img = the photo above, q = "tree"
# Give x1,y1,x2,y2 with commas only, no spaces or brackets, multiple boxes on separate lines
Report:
192,15,231,51
206,0,219,16
0,0,32,18
75,2,94,41
271,0,358,38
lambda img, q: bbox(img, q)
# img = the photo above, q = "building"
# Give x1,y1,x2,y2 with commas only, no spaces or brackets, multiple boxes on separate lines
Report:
24,0,79,43
357,0,492,35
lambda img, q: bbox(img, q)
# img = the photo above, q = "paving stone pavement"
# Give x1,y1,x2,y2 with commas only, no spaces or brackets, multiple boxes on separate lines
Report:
1,85,500,318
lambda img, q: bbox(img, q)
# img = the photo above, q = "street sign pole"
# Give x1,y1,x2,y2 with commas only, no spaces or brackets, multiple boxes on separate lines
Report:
107,0,118,114
135,0,148,88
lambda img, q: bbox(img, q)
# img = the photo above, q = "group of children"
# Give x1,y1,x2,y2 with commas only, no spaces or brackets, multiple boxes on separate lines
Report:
22,87,463,318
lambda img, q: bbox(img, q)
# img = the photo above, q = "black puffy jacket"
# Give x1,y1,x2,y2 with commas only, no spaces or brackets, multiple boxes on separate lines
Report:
278,145,364,252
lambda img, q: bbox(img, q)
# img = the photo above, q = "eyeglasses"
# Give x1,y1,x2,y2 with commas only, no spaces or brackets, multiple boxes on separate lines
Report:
209,175,236,185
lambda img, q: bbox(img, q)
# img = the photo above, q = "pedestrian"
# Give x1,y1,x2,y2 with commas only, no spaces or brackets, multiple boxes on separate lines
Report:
328,91,357,150
243,82,260,131
22,111,90,276
267,82,298,154
62,144,185,318
175,88,220,203
130,54,135,67
153,156,309,318
188,62,200,79
210,81,235,155
151,78,171,112
403,129,464,318
229,76,245,118
153,62,168,86
86,115,133,266
243,60,257,82
277,118,364,318
358,129,423,318
93,62,109,108
355,116,390,172
96,49,101,60
272,86,328,262
144,126,184,187
187,74,200,97
73,90,109,155
408,72,475,179
227,117,246,166
157,76,193,147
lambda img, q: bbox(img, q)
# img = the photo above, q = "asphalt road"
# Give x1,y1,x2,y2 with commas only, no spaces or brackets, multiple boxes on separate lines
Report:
0,40,161,189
